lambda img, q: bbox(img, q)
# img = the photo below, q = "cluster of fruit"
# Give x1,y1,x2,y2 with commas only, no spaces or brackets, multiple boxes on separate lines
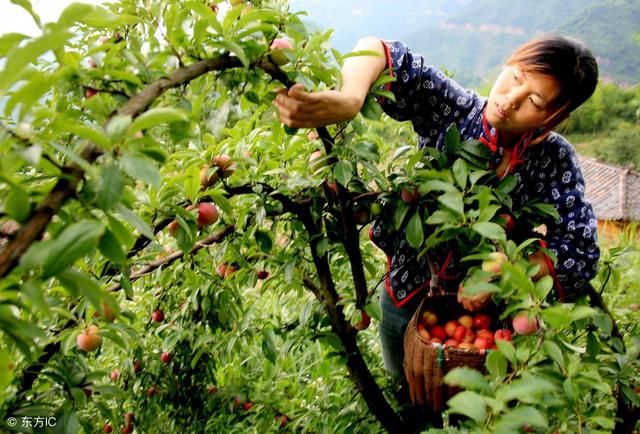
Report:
417,309,539,351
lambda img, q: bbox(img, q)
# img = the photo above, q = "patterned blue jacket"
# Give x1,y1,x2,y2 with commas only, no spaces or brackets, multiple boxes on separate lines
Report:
370,40,600,307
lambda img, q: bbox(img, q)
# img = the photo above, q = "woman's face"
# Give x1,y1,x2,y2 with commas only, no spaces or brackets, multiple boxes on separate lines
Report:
486,65,560,136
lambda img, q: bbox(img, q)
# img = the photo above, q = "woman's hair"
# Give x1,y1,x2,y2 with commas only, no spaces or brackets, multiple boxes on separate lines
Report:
506,35,598,124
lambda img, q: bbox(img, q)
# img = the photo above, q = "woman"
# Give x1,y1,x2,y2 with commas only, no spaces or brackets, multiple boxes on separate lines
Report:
274,35,600,382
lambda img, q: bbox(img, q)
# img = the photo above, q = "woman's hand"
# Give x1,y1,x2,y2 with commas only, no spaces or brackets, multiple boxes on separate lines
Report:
274,37,388,128
457,286,492,312
273,84,363,128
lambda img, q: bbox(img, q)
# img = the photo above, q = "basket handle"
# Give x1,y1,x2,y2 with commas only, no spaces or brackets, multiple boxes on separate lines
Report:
426,252,445,297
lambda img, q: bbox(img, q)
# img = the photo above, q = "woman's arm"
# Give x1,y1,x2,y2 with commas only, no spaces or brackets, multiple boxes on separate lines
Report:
273,37,387,128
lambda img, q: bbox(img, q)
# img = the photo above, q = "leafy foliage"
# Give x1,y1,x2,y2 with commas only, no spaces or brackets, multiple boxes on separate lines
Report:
0,1,638,433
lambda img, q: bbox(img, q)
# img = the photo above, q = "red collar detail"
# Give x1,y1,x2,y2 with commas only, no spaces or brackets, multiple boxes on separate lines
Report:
478,109,534,177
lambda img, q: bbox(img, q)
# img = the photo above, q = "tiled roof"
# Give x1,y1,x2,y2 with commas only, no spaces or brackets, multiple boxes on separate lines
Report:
579,155,640,221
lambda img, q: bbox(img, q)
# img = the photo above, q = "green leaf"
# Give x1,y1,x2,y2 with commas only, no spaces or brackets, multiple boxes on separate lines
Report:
501,262,535,294
52,118,110,148
495,340,516,364
129,108,189,133
438,191,464,217
10,0,42,28
446,391,487,422
530,202,560,221
57,269,104,309
360,95,383,120
184,1,223,34
533,276,554,300
283,125,298,135
115,203,154,240
405,211,424,249
0,29,72,94
209,190,233,217
0,33,28,57
261,326,278,364
444,367,491,394
184,165,200,204
217,40,249,67
21,280,50,315
98,228,127,263
471,222,506,241
590,416,615,430
333,161,353,187
255,229,273,253
392,202,410,231
493,406,548,434
462,281,501,295
570,306,597,322
444,124,461,156
452,159,468,189
121,152,161,189
417,180,458,194
497,175,518,194
42,221,104,278
99,327,127,349
541,305,572,329
4,71,50,119
500,376,556,402
0,348,15,394
592,312,613,335
543,340,565,368
95,165,125,210
5,188,30,222
105,115,132,144
425,210,457,225
486,350,507,379
58,3,138,28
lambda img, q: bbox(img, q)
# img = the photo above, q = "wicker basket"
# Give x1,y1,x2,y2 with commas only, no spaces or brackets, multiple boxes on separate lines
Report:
403,292,495,412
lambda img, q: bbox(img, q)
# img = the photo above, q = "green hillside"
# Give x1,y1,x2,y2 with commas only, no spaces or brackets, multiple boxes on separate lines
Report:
403,0,639,87
558,1,640,85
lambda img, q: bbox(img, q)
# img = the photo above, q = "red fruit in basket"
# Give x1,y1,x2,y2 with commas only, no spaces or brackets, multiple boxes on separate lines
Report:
458,314,473,329
476,329,494,346
421,310,438,328
457,342,476,350
472,313,491,330
443,339,459,348
462,329,476,343
474,337,492,350
494,329,513,342
453,325,467,342
430,325,447,341
444,320,460,338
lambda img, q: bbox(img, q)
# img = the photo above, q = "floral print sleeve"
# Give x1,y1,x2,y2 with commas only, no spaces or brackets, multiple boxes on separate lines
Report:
378,40,485,149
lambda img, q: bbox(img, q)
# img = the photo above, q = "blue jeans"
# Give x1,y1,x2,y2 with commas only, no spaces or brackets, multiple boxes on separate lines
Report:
378,288,422,381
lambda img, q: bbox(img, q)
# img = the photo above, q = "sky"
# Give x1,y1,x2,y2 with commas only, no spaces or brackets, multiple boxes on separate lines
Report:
1,0,106,36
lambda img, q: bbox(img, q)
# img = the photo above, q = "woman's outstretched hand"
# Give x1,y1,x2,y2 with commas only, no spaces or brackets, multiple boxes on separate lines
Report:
273,83,363,128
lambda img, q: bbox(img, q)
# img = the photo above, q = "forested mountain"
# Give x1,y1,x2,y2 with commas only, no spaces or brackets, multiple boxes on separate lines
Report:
293,0,640,87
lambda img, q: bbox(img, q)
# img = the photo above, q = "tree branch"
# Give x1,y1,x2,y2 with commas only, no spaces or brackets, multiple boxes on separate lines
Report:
297,206,407,433
107,225,235,292
0,55,243,279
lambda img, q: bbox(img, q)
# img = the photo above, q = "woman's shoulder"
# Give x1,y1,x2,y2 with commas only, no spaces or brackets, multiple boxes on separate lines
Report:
536,132,579,163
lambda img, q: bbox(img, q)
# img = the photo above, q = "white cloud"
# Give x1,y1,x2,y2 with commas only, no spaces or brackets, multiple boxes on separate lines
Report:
351,8,364,17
